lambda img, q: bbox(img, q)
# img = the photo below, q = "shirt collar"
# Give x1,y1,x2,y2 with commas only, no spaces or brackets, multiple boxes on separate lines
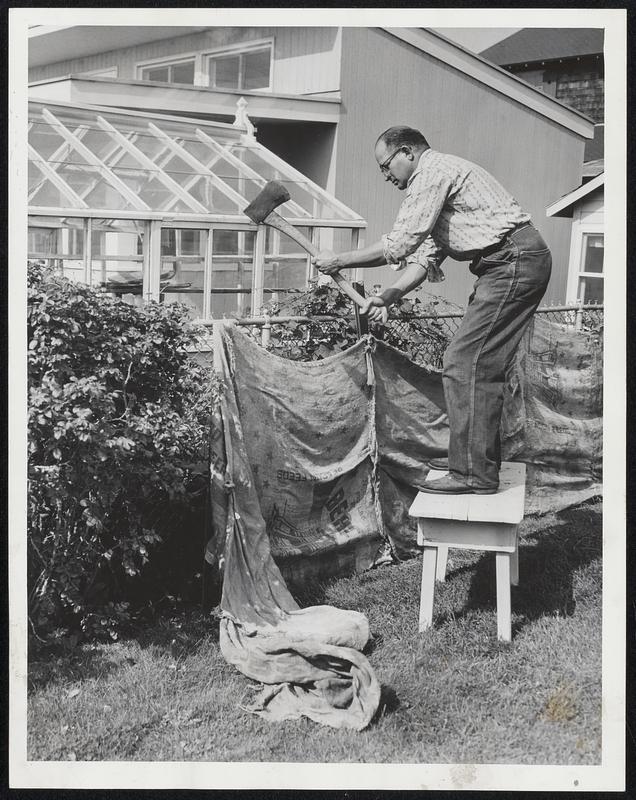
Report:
407,148,433,187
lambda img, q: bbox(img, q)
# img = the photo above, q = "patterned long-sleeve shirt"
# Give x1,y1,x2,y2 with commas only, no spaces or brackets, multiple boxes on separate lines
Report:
382,149,530,280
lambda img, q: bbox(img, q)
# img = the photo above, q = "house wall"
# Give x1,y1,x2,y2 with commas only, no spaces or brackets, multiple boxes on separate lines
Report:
335,27,587,307
28,27,342,96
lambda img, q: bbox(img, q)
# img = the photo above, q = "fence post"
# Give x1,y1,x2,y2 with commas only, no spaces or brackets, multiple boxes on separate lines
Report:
261,311,271,347
352,281,368,337
575,299,583,331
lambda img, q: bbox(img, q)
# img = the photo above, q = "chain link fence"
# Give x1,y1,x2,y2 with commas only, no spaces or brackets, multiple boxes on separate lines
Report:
196,302,603,370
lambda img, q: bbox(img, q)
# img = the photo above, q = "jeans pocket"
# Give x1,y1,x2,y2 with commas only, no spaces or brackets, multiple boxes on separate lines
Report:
513,248,552,302
472,241,518,274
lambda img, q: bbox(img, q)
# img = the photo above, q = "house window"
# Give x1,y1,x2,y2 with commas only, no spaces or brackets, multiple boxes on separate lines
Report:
577,233,604,303
140,59,195,85
207,45,272,91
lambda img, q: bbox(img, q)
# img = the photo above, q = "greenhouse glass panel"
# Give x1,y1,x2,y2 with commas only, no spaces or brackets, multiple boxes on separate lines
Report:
27,217,86,282
29,176,69,208
210,229,255,318
29,120,70,160
177,137,223,168
186,177,242,215
79,127,125,163
91,219,145,304
83,180,139,212
160,228,206,318
121,129,171,164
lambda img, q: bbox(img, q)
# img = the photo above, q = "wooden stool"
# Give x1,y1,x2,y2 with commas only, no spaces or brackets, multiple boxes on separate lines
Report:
408,462,526,642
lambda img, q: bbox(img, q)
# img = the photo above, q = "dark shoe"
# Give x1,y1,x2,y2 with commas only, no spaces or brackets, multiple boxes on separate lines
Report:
426,457,448,470
426,457,502,472
416,475,498,495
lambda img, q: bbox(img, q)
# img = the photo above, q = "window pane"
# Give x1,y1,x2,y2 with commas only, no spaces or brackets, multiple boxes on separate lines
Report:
91,219,145,306
210,228,254,317
212,55,240,89
162,228,206,318
264,259,306,291
579,276,603,304
161,229,176,256
171,61,195,85
144,66,170,82
28,227,58,255
179,229,203,255
582,234,604,274
243,49,271,90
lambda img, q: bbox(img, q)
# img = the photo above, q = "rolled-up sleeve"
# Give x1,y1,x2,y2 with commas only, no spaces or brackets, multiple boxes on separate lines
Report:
382,168,452,264
386,236,444,276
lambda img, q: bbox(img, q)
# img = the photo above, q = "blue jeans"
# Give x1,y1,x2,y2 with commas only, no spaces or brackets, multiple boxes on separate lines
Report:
442,224,552,489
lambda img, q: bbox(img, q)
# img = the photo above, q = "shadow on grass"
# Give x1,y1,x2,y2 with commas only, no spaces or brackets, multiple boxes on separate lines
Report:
28,603,220,692
436,500,602,631
374,684,401,722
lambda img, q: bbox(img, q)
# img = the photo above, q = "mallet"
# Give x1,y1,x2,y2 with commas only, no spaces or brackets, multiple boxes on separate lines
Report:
243,181,367,309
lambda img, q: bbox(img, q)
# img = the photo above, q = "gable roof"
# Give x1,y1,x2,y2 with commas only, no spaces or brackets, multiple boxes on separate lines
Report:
546,172,604,218
481,28,604,67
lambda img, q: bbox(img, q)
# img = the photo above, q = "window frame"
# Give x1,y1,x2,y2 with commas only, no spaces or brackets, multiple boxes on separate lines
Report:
576,230,604,303
136,52,200,86
204,38,274,93
565,220,604,304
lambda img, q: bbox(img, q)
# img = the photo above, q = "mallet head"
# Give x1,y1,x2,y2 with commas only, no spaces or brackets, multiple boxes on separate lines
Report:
243,180,291,224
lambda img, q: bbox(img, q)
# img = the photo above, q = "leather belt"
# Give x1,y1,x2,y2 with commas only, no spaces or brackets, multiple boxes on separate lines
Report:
479,221,533,260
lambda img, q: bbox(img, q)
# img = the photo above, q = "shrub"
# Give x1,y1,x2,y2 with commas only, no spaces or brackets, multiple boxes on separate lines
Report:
27,264,219,642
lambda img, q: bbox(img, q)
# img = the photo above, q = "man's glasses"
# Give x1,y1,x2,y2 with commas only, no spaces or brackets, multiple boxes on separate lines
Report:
379,146,405,174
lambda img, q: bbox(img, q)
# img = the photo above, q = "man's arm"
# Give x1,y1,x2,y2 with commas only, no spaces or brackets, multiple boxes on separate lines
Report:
360,261,430,322
315,167,453,275
312,240,386,274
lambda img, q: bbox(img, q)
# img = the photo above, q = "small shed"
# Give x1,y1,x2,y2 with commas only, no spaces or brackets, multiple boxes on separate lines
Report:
546,173,604,304
27,97,366,319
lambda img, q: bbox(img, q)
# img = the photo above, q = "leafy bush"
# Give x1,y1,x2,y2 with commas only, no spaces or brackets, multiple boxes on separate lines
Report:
27,264,219,642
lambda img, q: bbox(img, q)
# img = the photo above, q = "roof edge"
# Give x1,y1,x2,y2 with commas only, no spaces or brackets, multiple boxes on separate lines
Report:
28,95,245,133
546,172,604,217
382,27,595,138
28,75,342,105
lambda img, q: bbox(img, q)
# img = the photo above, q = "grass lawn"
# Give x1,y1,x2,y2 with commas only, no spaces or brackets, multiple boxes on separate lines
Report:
27,498,602,764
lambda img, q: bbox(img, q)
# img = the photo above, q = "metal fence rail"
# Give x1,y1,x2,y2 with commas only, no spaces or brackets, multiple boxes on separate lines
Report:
198,303,603,369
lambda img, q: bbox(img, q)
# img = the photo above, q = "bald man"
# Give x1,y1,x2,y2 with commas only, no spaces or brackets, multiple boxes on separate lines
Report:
314,126,551,495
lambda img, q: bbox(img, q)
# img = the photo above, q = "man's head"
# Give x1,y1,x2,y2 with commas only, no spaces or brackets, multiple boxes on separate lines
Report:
374,126,430,190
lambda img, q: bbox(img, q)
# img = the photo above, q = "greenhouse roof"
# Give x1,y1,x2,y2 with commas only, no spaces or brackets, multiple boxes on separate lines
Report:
28,98,365,227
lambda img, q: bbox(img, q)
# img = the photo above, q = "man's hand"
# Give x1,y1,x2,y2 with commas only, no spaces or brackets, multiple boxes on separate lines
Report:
360,295,389,324
313,250,344,275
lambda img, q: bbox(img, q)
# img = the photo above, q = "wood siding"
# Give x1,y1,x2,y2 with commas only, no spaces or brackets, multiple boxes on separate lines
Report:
28,27,342,96
335,28,586,307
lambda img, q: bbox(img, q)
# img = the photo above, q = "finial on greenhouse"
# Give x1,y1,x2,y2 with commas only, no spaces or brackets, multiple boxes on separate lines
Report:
233,97,256,141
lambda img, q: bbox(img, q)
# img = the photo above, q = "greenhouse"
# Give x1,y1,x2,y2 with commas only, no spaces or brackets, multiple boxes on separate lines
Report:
27,97,366,319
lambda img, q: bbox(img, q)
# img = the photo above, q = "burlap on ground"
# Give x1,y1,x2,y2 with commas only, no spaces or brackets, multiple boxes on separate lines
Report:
207,316,601,728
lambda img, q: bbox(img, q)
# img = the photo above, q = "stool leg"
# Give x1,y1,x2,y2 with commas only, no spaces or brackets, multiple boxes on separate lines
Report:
436,545,449,582
510,545,519,587
495,552,512,642
419,546,438,632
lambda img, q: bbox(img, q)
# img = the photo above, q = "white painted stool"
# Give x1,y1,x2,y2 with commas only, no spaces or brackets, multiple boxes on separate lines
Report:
408,462,526,642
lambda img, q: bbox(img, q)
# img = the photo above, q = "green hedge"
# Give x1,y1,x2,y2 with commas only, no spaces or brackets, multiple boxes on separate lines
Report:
27,265,218,642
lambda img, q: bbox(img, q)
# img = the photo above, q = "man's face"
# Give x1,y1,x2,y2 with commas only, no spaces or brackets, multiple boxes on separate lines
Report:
374,141,413,190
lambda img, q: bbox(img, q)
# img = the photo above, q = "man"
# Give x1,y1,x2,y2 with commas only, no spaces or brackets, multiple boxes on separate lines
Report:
313,126,551,495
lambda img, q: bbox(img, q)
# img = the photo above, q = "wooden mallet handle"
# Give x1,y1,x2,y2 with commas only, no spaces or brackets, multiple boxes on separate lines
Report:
261,211,367,309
